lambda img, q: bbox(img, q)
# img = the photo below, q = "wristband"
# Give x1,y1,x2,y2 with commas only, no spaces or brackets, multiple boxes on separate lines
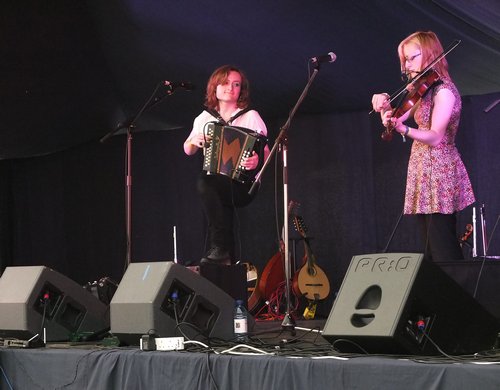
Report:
404,125,410,136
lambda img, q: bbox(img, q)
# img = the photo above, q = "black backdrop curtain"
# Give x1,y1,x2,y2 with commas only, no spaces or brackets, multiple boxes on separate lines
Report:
1,92,499,317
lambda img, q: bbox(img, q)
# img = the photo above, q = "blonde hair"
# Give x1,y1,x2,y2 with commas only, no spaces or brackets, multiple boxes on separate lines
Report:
398,31,450,79
204,65,250,110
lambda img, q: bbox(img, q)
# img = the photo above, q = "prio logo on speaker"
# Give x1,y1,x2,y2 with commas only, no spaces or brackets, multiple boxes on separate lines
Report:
353,256,413,273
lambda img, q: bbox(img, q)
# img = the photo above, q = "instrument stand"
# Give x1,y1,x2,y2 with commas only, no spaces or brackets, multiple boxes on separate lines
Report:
472,206,500,298
483,98,500,113
480,204,488,258
290,237,302,275
473,204,500,260
100,82,182,272
250,65,323,337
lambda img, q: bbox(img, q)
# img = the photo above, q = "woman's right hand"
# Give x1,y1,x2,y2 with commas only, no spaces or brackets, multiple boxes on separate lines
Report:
189,133,211,148
371,93,390,113
184,132,212,155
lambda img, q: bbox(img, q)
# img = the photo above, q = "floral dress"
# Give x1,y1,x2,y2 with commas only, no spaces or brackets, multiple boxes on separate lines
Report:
404,77,475,215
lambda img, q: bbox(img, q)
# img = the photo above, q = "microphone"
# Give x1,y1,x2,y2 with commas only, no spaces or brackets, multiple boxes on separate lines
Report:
164,80,195,92
402,70,423,83
310,52,337,65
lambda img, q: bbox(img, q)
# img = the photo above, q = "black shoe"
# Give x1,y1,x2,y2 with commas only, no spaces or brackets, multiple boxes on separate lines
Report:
200,247,231,265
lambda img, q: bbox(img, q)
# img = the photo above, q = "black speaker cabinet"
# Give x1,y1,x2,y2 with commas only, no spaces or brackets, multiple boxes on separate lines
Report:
0,266,110,342
110,262,238,345
200,263,248,307
437,260,500,322
322,253,500,355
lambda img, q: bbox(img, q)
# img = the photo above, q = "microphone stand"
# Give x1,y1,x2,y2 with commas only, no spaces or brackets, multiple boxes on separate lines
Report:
250,65,323,335
100,81,179,272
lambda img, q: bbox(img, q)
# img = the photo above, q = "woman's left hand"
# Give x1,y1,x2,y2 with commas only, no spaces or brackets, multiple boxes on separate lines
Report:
384,115,407,135
393,121,407,135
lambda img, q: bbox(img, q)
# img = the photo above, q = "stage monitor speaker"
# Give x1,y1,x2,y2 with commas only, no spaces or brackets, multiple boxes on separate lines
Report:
322,253,500,355
0,266,110,342
110,262,239,345
200,263,248,307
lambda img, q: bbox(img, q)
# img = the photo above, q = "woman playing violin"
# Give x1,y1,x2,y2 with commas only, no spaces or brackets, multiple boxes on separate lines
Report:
372,31,475,261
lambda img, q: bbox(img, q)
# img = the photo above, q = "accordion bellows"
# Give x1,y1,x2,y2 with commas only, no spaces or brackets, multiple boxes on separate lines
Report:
203,122,267,183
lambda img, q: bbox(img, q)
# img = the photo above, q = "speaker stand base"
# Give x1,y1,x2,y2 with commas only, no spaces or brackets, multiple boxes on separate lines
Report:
281,313,296,337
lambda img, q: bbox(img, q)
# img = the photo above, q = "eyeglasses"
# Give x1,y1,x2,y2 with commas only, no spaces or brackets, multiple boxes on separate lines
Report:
404,52,421,63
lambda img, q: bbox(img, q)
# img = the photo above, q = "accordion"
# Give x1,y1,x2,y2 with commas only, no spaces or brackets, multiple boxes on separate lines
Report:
203,122,267,183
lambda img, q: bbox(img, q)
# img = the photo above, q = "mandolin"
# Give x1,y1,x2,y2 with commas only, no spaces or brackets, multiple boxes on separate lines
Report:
292,214,330,301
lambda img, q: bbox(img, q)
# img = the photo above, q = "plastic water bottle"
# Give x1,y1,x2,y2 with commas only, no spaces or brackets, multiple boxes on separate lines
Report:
233,299,248,342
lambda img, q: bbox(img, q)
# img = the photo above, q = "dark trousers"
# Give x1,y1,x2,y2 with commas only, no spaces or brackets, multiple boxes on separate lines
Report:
417,213,464,262
197,172,256,259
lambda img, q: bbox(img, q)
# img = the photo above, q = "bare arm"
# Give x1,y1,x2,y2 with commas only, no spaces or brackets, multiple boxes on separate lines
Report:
184,133,205,155
390,88,455,146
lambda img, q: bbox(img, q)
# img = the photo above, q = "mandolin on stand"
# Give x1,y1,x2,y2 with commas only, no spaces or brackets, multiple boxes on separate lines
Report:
291,214,330,303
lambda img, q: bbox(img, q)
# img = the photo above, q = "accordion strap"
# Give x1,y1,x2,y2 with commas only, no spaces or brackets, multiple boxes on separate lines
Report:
203,106,251,126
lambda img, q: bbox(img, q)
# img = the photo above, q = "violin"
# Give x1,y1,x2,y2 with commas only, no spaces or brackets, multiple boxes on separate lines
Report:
459,223,473,246
375,39,461,142
381,68,440,141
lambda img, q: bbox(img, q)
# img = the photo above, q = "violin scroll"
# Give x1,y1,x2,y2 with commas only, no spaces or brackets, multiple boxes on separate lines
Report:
381,124,394,141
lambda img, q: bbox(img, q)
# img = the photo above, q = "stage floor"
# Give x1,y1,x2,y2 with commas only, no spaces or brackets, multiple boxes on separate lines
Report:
1,319,500,390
